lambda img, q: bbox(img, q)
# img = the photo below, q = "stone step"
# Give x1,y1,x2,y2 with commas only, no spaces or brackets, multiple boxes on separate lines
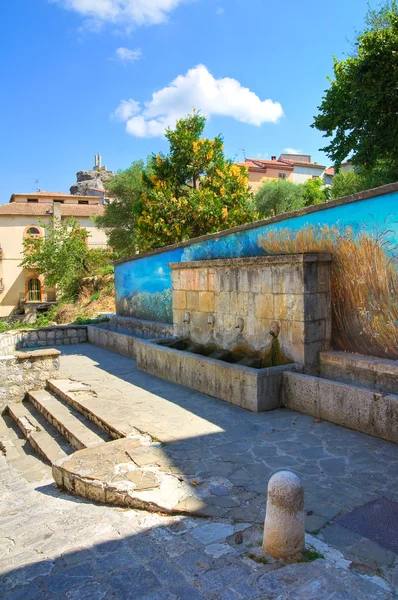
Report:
47,379,130,439
7,402,70,465
27,389,109,450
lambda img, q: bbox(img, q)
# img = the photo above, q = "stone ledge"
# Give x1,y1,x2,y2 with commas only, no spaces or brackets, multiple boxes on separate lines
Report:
169,253,333,270
320,351,398,395
14,348,61,360
282,371,398,443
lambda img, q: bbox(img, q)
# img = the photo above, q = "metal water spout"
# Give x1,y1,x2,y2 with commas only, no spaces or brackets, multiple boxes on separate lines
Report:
235,317,244,333
183,311,191,324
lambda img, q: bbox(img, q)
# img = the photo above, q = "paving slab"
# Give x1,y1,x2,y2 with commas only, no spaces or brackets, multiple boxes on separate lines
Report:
52,437,207,515
338,498,398,554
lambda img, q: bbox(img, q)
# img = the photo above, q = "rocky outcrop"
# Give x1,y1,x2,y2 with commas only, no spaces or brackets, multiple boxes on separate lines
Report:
70,168,113,196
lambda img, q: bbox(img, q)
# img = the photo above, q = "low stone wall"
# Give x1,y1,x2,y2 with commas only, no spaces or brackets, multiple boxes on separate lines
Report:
282,371,398,444
87,326,140,359
87,317,174,359
0,325,88,356
105,315,173,339
320,351,398,395
0,349,60,409
136,338,301,412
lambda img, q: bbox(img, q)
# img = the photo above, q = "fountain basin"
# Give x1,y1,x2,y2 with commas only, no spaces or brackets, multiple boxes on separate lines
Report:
135,338,301,412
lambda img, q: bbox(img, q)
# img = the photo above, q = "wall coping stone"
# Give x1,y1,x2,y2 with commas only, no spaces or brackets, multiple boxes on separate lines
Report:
114,182,398,265
320,351,398,374
14,348,61,360
169,253,333,270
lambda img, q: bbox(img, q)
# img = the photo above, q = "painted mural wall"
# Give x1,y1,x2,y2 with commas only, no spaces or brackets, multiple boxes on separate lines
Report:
114,187,398,359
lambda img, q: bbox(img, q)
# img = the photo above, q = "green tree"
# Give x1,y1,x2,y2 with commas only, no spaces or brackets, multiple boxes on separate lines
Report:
313,1,398,178
96,160,146,257
302,177,328,206
330,160,396,199
255,180,305,217
20,218,108,301
99,112,257,253
330,169,365,199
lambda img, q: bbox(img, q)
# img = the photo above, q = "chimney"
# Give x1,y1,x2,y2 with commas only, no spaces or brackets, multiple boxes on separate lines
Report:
271,156,276,161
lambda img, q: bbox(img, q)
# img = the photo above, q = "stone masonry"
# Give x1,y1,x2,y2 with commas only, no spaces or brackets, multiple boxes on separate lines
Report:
170,254,332,373
0,349,60,409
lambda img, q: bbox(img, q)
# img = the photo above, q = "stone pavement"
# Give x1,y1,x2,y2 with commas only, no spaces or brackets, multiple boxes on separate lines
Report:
0,342,397,598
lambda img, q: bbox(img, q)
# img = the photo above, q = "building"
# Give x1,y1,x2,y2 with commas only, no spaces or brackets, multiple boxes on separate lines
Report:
323,162,354,186
237,154,339,192
236,157,294,193
278,154,327,184
0,192,107,318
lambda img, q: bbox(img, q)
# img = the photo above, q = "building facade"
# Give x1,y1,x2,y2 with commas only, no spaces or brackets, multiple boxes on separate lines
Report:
0,192,107,318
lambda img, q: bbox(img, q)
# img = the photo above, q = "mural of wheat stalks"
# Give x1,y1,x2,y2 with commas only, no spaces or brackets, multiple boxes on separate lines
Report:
259,224,398,360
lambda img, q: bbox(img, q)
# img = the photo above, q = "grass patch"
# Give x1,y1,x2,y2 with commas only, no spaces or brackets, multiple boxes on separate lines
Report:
247,553,268,564
302,548,325,562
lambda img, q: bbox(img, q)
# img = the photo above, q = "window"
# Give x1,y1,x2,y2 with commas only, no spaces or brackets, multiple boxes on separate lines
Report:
27,199,38,203
24,225,42,239
78,200,89,205
54,200,64,204
278,173,287,180
312,175,320,180
26,226,40,236
27,278,41,302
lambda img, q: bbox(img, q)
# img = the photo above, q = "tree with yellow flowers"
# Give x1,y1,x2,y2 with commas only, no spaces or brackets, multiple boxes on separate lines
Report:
98,112,257,255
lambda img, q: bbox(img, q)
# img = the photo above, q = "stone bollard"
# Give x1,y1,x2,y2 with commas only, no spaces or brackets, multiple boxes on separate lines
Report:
263,470,305,560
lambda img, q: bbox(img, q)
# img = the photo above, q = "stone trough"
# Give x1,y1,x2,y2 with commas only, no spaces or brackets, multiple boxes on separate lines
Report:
135,337,301,412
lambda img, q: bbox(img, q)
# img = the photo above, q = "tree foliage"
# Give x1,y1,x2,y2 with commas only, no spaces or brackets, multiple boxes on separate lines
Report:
95,160,146,257
330,161,397,200
20,218,108,301
255,178,328,217
302,177,329,206
98,112,257,254
312,1,398,178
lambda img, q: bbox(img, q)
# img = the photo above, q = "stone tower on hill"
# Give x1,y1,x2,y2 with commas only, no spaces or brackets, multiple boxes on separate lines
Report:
70,155,114,197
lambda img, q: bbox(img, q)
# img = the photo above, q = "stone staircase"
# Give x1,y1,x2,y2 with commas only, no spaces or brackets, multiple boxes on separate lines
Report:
4,379,203,515
6,382,111,465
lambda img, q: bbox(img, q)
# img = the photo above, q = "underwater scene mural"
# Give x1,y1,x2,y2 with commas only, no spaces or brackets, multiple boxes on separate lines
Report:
114,188,398,358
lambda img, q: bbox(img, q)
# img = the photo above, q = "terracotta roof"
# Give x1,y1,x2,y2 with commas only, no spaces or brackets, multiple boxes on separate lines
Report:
324,167,335,176
324,162,352,177
280,160,326,169
246,158,294,170
10,192,103,202
0,203,104,217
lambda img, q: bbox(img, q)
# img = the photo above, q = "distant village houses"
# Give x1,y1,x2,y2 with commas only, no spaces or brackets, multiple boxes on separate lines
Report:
0,156,111,319
236,153,351,193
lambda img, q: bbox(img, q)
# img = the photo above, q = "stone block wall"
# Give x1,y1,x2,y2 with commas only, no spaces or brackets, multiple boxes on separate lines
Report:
170,254,332,373
0,349,60,409
0,325,88,356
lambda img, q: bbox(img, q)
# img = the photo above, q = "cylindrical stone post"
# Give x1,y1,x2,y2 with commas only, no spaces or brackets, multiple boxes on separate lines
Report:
263,471,305,559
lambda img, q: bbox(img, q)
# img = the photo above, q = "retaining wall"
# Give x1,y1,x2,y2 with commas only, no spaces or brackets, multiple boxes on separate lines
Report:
0,325,88,356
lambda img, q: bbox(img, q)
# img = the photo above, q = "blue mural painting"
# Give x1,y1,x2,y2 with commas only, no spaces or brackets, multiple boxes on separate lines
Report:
114,188,398,358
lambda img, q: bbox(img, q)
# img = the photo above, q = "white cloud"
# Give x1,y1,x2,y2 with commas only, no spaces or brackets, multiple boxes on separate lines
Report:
114,64,283,138
283,147,302,154
51,0,191,30
112,99,141,120
113,47,142,64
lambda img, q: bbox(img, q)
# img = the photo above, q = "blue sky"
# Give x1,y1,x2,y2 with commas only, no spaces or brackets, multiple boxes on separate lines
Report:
1,0,369,202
